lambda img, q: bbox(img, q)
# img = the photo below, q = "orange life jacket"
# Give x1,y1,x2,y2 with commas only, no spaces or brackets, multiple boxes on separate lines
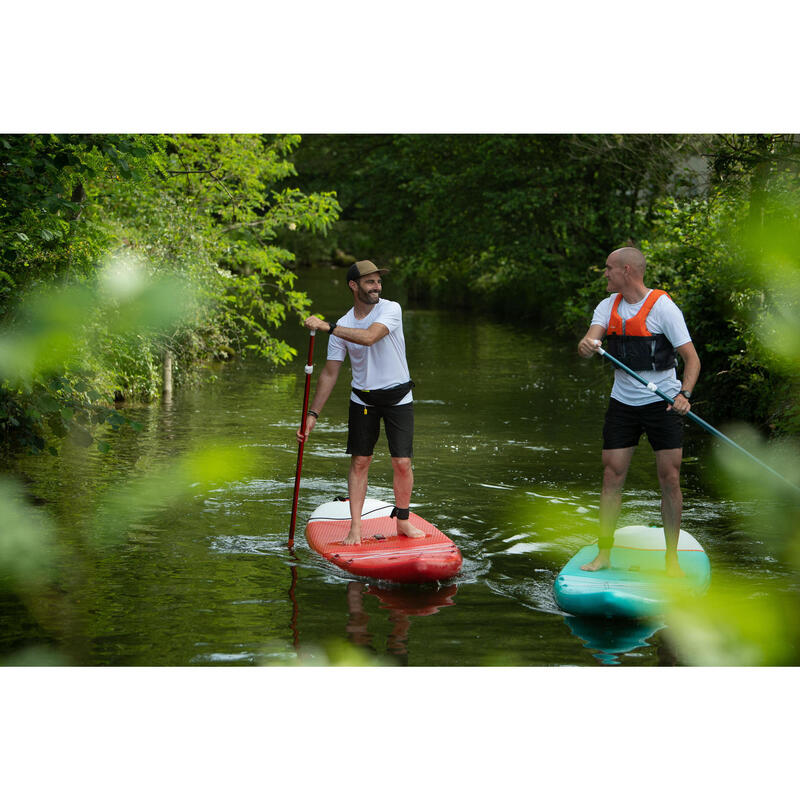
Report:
605,289,677,371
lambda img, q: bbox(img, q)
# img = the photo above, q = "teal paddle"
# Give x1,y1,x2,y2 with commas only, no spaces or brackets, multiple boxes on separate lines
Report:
594,342,800,496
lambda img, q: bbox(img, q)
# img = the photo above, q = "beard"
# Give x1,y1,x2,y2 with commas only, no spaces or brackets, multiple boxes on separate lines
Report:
357,284,381,305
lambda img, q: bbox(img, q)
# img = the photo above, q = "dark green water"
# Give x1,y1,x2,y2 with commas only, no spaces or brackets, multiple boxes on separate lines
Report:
2,268,793,666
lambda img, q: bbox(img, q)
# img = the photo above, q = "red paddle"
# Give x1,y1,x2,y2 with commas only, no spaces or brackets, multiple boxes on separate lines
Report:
289,331,316,547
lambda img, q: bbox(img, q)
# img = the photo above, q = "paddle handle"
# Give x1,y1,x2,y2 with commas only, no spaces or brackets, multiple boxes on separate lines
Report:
289,331,316,547
594,342,800,495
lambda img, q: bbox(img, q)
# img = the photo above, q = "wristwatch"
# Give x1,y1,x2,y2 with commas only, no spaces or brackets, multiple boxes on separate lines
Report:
678,389,692,399
328,322,337,334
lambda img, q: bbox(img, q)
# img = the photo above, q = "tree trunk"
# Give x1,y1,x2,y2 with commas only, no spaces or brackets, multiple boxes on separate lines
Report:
748,135,773,236
163,349,173,399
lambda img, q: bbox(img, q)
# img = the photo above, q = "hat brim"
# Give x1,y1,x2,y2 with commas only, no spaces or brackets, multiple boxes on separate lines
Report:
350,267,390,279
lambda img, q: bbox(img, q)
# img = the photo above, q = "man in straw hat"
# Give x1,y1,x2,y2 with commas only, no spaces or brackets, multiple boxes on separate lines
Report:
298,260,424,545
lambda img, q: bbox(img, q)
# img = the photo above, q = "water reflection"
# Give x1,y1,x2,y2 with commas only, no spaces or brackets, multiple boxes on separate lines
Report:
563,615,667,665
345,582,458,664
288,562,300,651
286,552,458,664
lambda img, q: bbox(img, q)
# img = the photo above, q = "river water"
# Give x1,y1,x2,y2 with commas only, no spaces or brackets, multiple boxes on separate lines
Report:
3,268,796,666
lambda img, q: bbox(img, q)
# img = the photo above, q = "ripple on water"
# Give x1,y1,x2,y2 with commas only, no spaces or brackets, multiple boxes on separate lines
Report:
190,651,260,664
224,478,295,494
390,555,483,590
209,535,288,556
504,541,553,555
305,444,352,459
485,576,563,616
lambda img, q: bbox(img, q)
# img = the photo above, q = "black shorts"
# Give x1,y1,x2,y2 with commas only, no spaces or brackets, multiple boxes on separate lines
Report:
602,397,683,451
346,401,414,458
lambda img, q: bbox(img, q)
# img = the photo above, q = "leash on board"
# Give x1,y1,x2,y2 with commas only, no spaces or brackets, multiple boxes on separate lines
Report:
595,341,800,497
289,331,316,548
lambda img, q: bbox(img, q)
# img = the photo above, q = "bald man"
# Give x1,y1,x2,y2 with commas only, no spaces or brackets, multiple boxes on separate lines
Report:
578,247,701,577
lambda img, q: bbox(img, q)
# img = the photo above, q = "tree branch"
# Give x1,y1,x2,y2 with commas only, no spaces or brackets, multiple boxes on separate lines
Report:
165,165,221,176
222,218,274,232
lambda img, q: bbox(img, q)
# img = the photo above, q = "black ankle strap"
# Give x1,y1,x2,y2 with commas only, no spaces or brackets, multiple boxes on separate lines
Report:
390,507,410,520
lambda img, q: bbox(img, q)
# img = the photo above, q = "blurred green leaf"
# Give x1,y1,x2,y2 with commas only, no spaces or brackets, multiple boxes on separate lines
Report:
89,444,259,546
269,639,394,666
0,284,95,381
0,477,59,590
665,575,800,666
0,647,70,666
712,422,800,505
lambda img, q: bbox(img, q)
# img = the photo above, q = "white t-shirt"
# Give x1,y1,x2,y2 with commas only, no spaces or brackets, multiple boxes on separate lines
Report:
327,298,413,406
592,290,692,406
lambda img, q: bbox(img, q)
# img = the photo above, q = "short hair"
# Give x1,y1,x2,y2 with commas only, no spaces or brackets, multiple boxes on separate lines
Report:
611,246,646,276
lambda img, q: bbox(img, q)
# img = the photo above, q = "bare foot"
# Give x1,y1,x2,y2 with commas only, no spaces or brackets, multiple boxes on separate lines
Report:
580,551,611,571
342,526,362,546
665,555,685,578
396,519,425,539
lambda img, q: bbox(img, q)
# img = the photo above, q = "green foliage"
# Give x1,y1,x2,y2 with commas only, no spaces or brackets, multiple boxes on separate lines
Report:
0,134,160,310
296,134,694,302
637,156,800,434
0,263,182,454
94,134,340,368
0,134,340,455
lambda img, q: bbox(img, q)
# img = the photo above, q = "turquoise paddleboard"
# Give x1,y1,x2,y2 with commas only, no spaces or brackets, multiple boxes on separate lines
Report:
554,525,711,619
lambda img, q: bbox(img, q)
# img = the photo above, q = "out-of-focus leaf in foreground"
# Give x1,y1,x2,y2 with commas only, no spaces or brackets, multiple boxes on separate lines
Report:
711,423,800,555
89,444,258,547
664,574,800,666
0,477,59,590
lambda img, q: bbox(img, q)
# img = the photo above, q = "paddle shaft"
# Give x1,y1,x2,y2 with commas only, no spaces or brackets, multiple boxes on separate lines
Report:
289,331,316,547
596,344,800,494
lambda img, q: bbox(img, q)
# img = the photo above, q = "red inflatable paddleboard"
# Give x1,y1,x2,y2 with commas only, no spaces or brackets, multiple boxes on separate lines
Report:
305,498,462,583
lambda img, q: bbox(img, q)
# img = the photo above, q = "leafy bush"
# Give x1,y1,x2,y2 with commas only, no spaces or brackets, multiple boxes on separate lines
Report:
0,134,340,455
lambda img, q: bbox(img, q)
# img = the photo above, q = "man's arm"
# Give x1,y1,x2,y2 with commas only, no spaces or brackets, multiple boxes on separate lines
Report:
304,315,389,347
668,341,701,415
297,359,343,443
578,324,607,358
